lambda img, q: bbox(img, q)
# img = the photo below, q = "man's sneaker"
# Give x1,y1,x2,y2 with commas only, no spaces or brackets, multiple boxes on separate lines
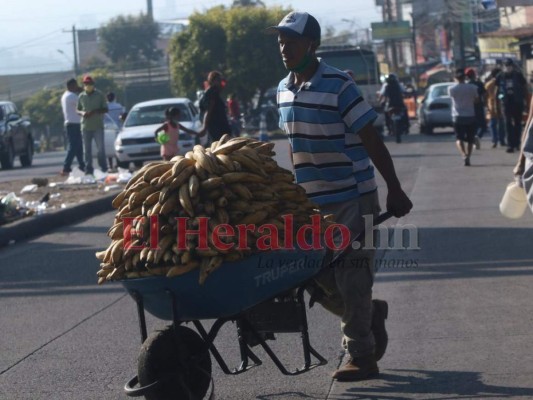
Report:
474,136,481,150
372,299,389,361
464,156,471,166
332,354,379,382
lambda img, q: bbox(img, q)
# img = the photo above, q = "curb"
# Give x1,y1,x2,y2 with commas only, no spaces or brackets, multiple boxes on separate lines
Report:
0,191,117,247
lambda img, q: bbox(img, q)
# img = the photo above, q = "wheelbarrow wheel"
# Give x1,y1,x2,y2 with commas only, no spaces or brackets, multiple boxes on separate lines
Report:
138,325,212,400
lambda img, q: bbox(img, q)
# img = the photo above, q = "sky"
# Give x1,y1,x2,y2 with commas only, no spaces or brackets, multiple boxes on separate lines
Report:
0,0,382,76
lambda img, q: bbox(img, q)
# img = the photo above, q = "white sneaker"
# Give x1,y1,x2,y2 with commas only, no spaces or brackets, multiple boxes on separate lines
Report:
474,137,481,150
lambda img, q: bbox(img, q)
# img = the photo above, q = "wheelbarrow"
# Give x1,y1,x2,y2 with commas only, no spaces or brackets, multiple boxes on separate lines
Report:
121,212,392,399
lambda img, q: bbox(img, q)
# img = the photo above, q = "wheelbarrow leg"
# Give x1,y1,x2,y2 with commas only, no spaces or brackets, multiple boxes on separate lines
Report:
130,290,148,343
236,319,263,372
296,287,327,369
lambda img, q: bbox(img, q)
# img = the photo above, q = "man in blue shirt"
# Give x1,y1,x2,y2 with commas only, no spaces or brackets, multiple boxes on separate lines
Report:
268,11,412,381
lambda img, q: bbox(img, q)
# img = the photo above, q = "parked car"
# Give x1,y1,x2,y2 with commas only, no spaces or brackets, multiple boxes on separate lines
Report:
115,98,200,168
418,82,454,135
0,101,33,169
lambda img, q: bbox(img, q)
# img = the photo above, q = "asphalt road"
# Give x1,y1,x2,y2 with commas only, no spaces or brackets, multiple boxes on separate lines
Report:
1,130,533,399
0,151,67,183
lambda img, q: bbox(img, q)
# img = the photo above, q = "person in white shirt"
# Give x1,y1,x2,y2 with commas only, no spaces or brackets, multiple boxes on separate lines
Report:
106,92,125,127
448,68,479,166
60,79,85,175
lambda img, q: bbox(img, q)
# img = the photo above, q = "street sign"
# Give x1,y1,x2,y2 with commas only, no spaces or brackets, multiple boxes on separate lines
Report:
371,21,411,40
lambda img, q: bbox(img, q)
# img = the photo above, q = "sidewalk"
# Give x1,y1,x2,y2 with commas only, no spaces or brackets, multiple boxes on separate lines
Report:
0,191,116,247
328,133,533,399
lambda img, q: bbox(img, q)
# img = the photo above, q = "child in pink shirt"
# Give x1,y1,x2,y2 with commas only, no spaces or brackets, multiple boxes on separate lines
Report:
154,107,198,161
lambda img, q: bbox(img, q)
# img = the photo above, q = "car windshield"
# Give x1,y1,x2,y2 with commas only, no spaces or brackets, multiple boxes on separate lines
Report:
124,103,192,127
431,84,452,98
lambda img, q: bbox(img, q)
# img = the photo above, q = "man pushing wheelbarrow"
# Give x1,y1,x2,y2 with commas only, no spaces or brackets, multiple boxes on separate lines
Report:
267,11,413,381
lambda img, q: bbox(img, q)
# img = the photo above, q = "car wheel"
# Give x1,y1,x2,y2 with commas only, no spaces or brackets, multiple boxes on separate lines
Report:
20,137,33,167
0,141,15,170
134,161,143,168
424,124,433,135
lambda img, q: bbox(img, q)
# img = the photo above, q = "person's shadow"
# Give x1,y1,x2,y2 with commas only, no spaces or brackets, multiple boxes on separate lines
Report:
338,368,533,399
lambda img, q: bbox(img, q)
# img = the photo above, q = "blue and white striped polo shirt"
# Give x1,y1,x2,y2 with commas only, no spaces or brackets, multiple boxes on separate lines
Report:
277,60,378,205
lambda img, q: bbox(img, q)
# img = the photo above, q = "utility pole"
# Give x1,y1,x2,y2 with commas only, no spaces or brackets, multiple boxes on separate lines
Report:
385,0,399,73
411,13,419,87
147,0,154,20
72,26,80,75
63,26,80,75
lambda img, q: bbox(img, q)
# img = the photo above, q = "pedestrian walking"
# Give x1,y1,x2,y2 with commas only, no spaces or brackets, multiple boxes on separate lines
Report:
465,68,487,149
227,93,241,137
498,58,529,153
77,75,109,174
198,71,231,144
60,78,85,175
448,68,479,166
268,11,412,382
485,68,506,148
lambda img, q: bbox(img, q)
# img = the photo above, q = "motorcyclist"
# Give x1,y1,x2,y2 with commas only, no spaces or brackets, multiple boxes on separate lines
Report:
379,74,409,136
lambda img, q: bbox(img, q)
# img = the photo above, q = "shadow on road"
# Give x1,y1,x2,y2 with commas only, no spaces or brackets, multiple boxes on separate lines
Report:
336,368,533,399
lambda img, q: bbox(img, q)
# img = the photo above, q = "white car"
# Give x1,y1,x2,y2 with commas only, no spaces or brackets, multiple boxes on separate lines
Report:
90,114,120,166
115,98,200,168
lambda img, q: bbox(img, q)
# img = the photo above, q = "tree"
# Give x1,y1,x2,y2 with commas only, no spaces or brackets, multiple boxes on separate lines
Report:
231,0,265,7
99,13,162,68
168,6,289,108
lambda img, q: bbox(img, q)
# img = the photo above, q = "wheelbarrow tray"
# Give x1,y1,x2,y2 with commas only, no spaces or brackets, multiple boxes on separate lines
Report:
120,248,326,321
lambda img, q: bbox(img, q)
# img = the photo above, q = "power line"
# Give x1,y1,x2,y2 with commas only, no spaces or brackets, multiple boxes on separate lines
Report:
0,30,62,54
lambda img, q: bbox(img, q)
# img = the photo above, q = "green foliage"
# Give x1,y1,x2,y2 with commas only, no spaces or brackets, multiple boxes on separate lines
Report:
80,69,122,98
99,13,162,67
22,88,63,130
168,6,289,105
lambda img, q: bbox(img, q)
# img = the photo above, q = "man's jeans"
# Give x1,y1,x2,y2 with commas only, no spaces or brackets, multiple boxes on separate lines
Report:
505,104,524,150
63,123,85,172
82,128,107,173
313,192,381,358
490,117,506,145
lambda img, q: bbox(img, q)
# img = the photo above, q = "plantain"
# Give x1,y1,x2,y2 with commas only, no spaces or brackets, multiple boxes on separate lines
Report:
171,157,195,178
169,165,195,190
156,167,174,189
143,162,172,183
212,138,249,155
160,194,179,216
188,174,200,198
111,238,124,264
199,256,223,285
179,184,194,217
215,154,235,172
112,191,127,209
200,177,224,192
229,183,253,200
167,261,199,278
222,172,267,184
238,210,269,225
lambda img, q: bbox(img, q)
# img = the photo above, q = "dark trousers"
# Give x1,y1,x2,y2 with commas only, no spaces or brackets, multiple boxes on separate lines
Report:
504,103,524,150
63,123,85,172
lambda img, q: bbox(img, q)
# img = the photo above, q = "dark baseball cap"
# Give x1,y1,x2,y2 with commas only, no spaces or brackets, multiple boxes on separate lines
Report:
266,12,321,43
